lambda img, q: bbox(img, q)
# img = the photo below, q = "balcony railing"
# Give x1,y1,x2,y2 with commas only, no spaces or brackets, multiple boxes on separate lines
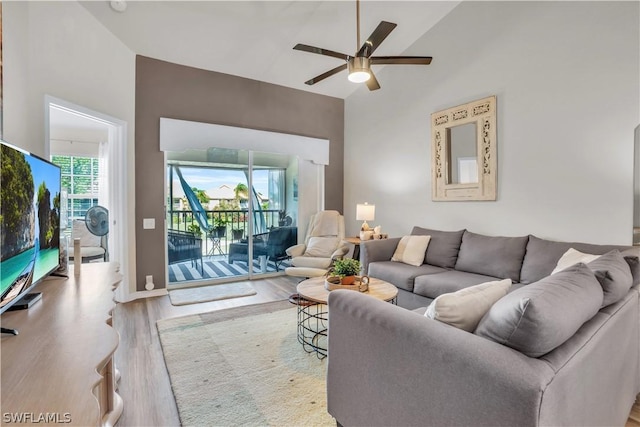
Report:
167,209,284,255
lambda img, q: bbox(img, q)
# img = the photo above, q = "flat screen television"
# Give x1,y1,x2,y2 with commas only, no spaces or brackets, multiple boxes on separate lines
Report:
0,140,61,324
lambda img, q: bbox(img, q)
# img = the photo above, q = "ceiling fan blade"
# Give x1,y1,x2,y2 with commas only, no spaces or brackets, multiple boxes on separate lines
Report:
293,44,350,61
304,63,348,85
365,70,381,91
356,21,397,58
371,56,433,65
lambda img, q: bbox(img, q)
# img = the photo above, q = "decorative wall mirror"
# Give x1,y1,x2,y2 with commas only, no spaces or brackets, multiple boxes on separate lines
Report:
431,95,497,201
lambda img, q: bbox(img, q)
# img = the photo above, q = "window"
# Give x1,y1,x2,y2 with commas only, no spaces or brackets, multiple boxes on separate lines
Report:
51,155,100,228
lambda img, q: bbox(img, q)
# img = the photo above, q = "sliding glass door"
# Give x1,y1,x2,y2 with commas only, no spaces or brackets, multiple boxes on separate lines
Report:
165,148,298,288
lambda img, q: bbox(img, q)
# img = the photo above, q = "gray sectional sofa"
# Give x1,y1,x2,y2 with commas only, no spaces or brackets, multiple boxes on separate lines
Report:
327,227,640,426
361,227,639,309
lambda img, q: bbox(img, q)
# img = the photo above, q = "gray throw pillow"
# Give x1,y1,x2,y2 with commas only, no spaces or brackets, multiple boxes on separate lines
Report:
622,252,640,286
411,227,465,269
587,250,633,307
475,263,603,358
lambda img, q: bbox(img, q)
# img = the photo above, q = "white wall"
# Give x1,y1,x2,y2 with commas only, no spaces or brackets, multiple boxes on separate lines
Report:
3,1,137,296
344,1,639,245
50,140,101,157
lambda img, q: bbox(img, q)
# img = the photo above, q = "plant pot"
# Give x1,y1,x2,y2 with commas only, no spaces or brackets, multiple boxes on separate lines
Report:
341,275,356,285
232,229,244,240
212,225,226,238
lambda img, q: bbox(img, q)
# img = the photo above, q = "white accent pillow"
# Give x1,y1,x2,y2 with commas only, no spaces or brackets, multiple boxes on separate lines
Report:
425,279,512,332
551,248,601,274
391,235,431,267
304,236,339,258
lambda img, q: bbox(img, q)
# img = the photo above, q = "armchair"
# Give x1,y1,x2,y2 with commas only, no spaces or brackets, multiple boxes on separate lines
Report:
69,219,107,263
285,210,349,278
228,226,298,271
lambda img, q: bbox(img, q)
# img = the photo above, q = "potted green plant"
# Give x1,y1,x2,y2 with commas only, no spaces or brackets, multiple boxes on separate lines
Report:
332,258,361,285
187,223,201,236
211,216,228,238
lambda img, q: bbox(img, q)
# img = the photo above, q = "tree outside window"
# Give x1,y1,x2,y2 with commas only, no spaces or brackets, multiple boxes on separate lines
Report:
51,155,100,228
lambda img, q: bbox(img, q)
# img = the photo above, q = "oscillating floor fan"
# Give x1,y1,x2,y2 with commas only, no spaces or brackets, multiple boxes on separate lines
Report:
85,206,109,261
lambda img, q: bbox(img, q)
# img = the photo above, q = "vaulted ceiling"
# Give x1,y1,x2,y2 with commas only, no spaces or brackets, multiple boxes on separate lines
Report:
80,1,459,99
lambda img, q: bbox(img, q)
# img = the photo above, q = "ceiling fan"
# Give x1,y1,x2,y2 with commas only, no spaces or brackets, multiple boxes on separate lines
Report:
293,0,433,91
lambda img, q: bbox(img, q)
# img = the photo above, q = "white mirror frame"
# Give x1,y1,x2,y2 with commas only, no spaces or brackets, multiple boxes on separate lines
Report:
431,95,497,201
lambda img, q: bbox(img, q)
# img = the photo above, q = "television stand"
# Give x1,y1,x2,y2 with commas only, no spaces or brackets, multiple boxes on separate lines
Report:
6,292,42,311
1,263,123,425
1,327,18,335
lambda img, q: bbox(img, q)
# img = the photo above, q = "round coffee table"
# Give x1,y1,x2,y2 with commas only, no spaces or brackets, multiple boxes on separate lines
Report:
296,276,398,359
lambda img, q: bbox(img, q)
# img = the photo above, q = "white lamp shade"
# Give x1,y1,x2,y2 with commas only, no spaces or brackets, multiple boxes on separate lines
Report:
356,203,375,221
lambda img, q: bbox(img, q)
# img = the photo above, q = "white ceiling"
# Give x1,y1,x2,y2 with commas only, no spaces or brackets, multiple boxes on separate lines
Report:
80,0,460,99
49,106,110,154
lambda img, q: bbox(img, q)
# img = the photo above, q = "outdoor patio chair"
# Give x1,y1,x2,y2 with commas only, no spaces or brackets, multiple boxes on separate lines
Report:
228,226,297,271
168,229,203,273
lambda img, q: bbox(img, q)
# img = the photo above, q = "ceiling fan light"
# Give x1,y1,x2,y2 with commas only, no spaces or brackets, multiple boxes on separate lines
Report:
348,71,371,83
348,57,371,83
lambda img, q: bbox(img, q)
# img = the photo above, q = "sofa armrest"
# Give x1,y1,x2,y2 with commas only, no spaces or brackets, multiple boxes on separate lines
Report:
286,244,306,257
360,237,401,273
327,290,554,427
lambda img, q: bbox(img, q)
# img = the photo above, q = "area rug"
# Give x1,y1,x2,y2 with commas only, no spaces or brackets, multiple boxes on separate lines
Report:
168,282,256,306
157,301,333,426
168,258,291,283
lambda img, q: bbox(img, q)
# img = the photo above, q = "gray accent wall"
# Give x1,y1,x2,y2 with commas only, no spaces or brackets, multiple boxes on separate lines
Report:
135,56,344,291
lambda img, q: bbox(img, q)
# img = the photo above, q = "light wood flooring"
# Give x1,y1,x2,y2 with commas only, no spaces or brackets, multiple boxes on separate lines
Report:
113,275,640,427
113,275,299,426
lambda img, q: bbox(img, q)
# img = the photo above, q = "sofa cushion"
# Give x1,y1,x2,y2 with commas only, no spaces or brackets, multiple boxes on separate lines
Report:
413,270,502,299
551,248,601,274
304,236,339,257
475,263,603,358
586,250,634,307
520,235,637,285
391,235,431,267
425,279,512,332
79,246,106,258
411,227,465,268
551,248,633,307
368,261,446,292
291,256,332,269
454,231,529,282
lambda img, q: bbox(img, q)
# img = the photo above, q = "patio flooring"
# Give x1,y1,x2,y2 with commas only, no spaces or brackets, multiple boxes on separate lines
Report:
168,254,291,284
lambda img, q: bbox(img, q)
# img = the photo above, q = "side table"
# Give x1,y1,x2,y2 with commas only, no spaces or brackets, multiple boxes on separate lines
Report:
343,237,362,260
343,236,391,260
296,276,398,359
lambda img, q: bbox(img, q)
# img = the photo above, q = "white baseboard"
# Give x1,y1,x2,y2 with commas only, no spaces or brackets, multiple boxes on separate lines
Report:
116,288,168,303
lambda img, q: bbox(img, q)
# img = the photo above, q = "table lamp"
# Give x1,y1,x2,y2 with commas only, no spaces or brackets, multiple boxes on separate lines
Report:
356,203,375,231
